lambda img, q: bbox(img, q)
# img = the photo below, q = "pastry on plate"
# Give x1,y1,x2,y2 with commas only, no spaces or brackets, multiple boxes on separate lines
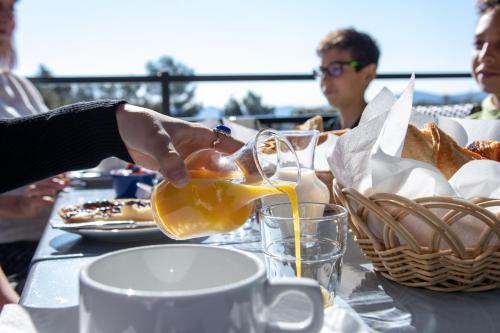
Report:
58,199,152,223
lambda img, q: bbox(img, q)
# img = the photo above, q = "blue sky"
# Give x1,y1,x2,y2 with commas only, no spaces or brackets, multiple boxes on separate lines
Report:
15,0,480,108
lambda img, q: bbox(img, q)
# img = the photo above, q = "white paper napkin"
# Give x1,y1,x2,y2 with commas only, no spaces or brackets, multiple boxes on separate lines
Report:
437,116,500,145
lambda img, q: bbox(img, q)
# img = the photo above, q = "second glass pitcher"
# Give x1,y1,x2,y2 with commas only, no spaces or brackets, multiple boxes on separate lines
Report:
151,129,301,240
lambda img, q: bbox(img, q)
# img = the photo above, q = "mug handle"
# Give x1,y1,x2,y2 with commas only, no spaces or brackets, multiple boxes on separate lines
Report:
264,277,324,333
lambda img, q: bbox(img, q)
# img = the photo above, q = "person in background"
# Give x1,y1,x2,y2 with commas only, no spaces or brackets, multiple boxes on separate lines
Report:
0,0,67,308
315,28,380,130
0,0,47,118
467,0,500,120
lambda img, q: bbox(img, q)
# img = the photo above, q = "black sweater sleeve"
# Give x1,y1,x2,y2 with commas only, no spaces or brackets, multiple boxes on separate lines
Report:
0,100,133,193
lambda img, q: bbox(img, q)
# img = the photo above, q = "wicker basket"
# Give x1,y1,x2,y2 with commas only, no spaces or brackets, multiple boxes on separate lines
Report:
332,179,500,292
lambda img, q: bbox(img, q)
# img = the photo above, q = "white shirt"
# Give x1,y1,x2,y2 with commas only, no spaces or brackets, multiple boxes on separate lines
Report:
0,70,48,119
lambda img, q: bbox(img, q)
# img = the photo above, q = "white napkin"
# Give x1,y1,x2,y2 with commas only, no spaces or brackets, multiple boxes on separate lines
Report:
327,76,500,249
437,116,500,145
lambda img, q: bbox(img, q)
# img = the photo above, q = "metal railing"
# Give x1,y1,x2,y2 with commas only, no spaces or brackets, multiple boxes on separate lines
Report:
28,72,472,118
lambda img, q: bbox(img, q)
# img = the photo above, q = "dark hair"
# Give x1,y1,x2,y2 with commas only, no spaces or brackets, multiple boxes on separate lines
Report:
477,0,500,14
316,28,380,67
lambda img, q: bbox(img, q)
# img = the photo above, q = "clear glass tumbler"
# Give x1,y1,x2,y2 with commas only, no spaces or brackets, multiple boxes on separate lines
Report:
259,202,348,307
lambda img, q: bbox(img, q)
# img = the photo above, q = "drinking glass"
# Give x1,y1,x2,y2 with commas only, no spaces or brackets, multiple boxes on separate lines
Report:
259,202,348,307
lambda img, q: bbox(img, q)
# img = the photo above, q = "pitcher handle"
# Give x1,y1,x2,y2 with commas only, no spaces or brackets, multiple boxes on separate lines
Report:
264,278,324,333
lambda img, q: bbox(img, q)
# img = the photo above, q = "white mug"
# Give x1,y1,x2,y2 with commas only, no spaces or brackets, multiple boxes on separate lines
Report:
79,244,324,333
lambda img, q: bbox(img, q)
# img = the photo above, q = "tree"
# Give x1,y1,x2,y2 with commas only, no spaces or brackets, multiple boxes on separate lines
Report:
145,56,201,117
34,64,146,109
223,97,243,116
241,91,274,115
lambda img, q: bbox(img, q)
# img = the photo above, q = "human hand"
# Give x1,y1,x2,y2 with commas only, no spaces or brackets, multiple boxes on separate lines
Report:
0,176,66,219
26,176,67,197
115,104,243,187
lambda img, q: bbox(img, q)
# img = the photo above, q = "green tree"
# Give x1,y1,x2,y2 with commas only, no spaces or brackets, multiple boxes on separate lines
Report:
223,97,243,116
145,56,201,117
34,64,146,108
241,91,274,115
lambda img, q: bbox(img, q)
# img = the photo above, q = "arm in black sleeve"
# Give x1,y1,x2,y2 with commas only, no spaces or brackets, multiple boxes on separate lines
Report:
0,100,133,192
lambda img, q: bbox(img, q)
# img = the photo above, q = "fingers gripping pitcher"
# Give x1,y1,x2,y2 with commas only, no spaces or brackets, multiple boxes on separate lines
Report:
151,129,301,240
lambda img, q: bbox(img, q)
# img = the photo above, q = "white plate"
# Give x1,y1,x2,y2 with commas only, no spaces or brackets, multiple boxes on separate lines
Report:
71,227,165,241
50,220,165,242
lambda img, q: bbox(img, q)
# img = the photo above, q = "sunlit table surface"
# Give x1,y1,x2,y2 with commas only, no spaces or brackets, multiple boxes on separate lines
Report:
18,188,500,333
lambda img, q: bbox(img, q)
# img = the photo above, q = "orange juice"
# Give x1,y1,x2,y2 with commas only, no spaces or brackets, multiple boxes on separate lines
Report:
152,170,297,240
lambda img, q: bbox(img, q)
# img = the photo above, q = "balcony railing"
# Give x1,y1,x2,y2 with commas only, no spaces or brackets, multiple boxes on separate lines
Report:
28,72,472,117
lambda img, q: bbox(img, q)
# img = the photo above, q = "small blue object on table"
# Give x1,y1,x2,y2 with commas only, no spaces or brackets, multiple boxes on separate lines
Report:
111,169,155,198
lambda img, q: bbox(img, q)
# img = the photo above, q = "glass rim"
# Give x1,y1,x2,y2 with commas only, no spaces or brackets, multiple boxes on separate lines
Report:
277,129,320,137
259,202,348,221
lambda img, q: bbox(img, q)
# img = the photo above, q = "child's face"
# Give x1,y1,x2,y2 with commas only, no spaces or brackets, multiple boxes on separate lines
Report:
318,48,370,110
472,7,500,96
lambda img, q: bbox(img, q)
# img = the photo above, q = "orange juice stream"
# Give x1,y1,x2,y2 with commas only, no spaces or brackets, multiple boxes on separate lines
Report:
275,185,301,278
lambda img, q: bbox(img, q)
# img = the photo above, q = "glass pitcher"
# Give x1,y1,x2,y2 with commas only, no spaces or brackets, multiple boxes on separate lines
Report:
263,130,330,204
151,129,301,240
260,130,331,239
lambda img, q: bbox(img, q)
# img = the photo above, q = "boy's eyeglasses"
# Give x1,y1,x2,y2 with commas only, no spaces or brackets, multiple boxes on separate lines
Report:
315,60,363,79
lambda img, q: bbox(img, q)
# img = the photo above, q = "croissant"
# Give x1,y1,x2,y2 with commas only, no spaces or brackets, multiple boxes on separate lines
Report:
466,140,500,162
401,124,436,167
402,123,485,179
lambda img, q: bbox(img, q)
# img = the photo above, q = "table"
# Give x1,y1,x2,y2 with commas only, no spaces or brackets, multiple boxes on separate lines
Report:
19,188,500,333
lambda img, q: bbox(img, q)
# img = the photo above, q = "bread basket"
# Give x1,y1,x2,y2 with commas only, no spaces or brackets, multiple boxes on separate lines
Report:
332,179,500,292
